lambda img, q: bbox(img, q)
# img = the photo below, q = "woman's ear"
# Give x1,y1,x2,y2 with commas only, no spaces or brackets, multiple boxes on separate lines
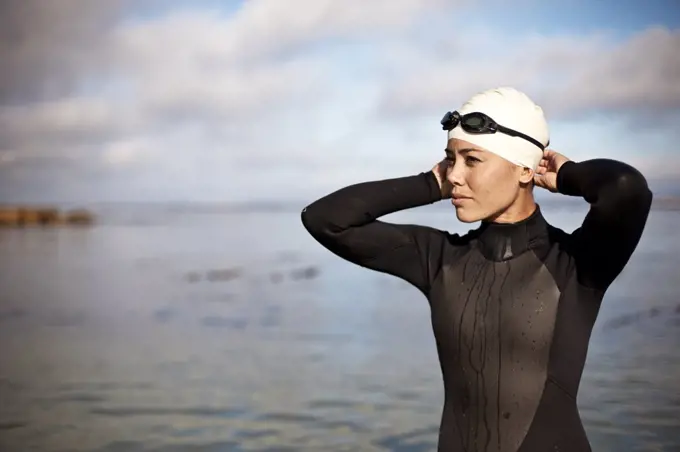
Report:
518,166,534,184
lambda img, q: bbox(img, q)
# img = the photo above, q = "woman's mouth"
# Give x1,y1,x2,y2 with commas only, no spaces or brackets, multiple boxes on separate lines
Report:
452,195,471,207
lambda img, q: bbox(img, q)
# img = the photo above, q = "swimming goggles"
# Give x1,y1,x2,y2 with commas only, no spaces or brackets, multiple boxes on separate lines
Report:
440,110,546,150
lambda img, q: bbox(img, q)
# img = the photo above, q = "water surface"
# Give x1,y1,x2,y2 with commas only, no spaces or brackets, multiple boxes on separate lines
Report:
0,201,678,451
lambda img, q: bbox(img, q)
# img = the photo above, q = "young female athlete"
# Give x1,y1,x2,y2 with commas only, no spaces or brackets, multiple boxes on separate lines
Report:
301,87,653,452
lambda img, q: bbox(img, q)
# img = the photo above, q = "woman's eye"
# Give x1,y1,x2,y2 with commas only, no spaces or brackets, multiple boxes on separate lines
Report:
465,157,480,166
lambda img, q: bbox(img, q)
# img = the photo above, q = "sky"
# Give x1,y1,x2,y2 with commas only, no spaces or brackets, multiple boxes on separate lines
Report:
0,0,679,204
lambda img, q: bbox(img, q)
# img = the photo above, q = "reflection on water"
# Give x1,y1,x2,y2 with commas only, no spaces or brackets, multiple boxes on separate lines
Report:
0,203,679,451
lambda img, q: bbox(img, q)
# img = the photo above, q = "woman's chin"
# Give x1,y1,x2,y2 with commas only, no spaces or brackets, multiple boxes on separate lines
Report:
453,205,481,223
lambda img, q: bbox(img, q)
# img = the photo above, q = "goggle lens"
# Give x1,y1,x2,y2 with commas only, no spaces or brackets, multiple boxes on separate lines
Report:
462,114,485,130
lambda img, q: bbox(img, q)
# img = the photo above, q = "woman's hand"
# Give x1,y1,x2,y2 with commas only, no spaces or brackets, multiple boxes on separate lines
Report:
432,159,453,199
534,149,571,193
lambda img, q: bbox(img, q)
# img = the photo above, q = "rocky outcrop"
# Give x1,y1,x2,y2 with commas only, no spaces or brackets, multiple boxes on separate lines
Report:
64,209,95,225
0,206,94,227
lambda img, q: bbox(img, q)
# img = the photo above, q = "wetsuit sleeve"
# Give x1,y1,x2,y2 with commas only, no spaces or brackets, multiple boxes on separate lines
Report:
301,171,447,296
557,158,653,291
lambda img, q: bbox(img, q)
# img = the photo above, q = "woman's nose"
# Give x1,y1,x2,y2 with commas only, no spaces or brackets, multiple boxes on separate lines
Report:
446,162,465,187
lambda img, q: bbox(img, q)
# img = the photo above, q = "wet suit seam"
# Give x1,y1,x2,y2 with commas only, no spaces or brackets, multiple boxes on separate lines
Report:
414,239,434,294
547,376,577,401
576,279,608,296
356,239,432,295
357,242,411,267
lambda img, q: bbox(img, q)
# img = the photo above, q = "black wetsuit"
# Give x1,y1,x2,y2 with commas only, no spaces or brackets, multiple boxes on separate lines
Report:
301,159,653,452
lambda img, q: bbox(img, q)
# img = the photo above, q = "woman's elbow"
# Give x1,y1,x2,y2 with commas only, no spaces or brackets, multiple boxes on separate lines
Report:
617,168,651,197
608,166,653,212
301,201,332,239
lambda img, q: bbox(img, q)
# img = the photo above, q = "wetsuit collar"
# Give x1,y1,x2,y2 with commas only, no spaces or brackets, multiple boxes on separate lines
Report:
476,205,548,262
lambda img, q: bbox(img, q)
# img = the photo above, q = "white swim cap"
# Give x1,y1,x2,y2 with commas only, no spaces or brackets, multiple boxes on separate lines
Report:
447,87,549,170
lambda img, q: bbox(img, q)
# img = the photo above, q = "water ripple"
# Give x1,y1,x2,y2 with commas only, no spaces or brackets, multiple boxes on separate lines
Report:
89,406,248,419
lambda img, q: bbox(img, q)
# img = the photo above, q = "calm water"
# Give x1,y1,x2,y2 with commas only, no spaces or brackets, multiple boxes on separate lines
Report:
0,201,679,452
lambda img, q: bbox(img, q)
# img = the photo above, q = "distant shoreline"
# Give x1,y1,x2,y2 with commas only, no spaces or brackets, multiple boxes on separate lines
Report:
0,206,94,227
0,196,679,217
649,197,680,211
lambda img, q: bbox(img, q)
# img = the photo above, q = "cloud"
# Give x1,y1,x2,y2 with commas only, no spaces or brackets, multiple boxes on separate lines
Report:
0,0,454,104
0,97,140,152
0,0,133,104
103,138,154,167
0,1,678,203
0,0,455,158
377,26,680,119
207,0,452,62
549,27,680,115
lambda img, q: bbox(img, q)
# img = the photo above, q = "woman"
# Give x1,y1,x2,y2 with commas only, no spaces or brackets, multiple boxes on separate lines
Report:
300,87,653,452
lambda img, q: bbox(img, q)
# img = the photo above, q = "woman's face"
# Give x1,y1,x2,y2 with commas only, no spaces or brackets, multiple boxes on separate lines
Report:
444,138,531,223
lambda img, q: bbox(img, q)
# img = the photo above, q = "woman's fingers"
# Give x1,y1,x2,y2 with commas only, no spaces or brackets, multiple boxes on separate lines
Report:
533,173,546,188
535,164,547,175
